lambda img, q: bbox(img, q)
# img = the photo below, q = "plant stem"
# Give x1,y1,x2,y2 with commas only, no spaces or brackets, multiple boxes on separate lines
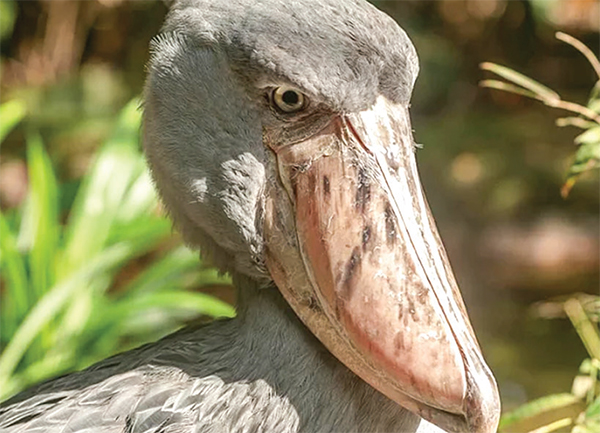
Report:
543,98,600,124
556,32,600,80
556,117,597,129
528,417,572,433
564,298,600,360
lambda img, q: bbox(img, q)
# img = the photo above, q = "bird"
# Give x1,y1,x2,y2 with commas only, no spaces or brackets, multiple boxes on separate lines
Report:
0,0,501,432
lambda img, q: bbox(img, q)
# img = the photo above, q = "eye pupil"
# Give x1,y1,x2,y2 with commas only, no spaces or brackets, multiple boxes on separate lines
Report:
272,86,306,113
282,90,299,105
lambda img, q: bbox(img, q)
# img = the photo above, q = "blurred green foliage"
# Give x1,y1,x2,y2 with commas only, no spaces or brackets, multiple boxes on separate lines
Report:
499,296,600,433
481,34,600,433
0,99,234,401
0,0,16,43
481,32,600,198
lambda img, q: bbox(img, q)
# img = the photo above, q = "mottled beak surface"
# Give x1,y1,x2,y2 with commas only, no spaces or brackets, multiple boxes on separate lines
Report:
263,97,500,433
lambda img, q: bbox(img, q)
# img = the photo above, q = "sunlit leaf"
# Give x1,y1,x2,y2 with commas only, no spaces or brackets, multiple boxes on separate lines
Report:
21,133,59,299
587,396,600,419
0,241,137,397
0,100,26,143
0,0,16,42
61,99,144,272
114,169,159,223
574,126,600,146
17,134,61,359
528,417,572,433
108,291,234,325
120,246,213,295
581,396,600,433
588,81,600,114
562,127,600,197
499,393,584,432
53,100,148,354
565,298,600,361
0,212,28,343
572,142,600,173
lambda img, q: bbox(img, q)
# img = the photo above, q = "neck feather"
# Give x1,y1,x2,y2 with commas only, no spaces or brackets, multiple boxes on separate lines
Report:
228,272,424,432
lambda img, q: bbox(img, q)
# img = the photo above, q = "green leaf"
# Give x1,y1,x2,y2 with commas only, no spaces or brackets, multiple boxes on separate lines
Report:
579,358,595,375
575,126,600,146
0,241,138,398
0,0,16,42
0,100,26,143
587,396,600,419
113,169,158,224
120,246,231,296
581,396,600,433
54,99,147,353
60,144,141,269
21,133,59,299
480,62,561,103
61,99,144,272
563,132,600,197
112,291,234,323
569,141,600,176
587,81,600,114
102,291,233,344
49,217,168,363
76,289,233,372
0,211,28,343
565,298,600,362
499,393,584,432
11,134,61,359
107,216,170,248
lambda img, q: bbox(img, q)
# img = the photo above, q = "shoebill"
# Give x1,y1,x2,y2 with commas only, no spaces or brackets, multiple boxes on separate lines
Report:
0,0,501,432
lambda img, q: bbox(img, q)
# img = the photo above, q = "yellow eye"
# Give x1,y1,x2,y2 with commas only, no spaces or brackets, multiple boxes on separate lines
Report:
272,86,306,113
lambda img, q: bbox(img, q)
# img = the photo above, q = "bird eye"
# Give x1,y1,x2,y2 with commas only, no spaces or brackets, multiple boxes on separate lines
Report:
272,86,306,113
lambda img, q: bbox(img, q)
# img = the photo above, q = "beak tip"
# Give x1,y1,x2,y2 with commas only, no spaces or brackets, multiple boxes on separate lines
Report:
465,370,501,433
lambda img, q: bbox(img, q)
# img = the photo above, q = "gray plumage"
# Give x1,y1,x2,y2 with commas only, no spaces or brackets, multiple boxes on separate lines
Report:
0,0,445,432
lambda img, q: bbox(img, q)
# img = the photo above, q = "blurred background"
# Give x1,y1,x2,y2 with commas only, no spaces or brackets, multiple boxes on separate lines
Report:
0,0,598,424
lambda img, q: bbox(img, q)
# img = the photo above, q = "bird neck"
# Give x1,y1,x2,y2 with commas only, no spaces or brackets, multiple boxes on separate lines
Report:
233,272,317,351
227,272,425,433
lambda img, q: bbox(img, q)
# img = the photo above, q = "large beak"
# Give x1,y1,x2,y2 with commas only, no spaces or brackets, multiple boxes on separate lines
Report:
263,96,500,433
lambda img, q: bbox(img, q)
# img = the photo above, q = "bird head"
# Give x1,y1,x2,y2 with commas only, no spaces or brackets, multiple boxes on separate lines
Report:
142,1,501,431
